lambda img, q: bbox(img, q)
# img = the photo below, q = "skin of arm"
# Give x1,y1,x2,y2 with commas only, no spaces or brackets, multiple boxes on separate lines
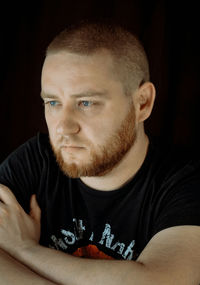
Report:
0,184,200,285
0,248,57,285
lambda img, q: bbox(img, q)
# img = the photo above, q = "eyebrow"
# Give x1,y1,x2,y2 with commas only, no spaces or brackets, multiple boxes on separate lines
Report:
40,90,109,100
40,92,59,100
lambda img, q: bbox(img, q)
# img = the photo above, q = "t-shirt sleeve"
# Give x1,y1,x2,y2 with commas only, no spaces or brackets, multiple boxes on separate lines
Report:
0,136,42,213
151,162,200,237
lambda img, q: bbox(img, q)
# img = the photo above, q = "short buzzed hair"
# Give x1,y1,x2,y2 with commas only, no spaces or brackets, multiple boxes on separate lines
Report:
46,21,150,95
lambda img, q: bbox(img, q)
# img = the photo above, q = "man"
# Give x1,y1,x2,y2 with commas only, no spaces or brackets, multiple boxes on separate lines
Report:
0,22,200,284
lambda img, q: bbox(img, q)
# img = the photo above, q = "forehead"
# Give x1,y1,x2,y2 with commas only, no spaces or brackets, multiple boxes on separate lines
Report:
41,50,123,95
42,50,116,77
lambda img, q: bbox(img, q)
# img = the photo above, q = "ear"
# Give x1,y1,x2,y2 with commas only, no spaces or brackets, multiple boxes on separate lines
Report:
134,82,156,123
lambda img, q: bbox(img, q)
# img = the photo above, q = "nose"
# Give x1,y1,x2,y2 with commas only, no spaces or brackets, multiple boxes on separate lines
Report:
56,110,80,136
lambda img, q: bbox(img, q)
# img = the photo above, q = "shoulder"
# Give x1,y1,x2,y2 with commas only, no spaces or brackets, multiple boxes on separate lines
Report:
15,132,50,155
0,132,55,185
1,133,51,165
0,133,55,211
148,136,200,185
146,137,200,236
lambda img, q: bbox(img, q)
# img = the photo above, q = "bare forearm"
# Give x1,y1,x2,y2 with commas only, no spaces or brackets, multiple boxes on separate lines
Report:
0,249,57,285
4,241,198,285
12,244,149,285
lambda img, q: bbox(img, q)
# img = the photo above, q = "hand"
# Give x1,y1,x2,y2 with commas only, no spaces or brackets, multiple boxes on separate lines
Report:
0,184,41,256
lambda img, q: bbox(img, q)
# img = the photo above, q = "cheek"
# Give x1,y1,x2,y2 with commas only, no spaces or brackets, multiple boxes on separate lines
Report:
44,110,50,127
45,114,57,136
82,118,116,144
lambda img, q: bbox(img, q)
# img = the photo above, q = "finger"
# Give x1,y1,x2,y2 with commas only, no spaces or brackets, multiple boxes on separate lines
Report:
30,195,41,223
0,184,18,206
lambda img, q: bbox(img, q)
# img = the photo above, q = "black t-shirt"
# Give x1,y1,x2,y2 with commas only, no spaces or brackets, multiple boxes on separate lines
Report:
0,133,200,260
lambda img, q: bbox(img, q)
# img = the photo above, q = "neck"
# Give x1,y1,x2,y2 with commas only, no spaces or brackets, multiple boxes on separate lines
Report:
80,126,149,191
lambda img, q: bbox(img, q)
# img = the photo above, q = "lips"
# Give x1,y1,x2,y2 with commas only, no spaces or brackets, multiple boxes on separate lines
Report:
60,145,85,152
61,145,84,149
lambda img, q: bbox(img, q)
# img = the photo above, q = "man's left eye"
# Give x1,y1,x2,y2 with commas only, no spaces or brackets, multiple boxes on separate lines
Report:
80,101,93,107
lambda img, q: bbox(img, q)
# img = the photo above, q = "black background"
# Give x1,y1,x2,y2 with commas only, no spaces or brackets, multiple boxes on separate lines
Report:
1,0,200,162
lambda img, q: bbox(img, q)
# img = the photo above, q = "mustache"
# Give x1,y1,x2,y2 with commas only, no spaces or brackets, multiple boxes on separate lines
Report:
50,135,88,148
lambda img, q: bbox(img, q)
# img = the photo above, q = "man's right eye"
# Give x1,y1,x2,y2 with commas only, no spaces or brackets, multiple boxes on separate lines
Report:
44,100,59,107
49,101,58,106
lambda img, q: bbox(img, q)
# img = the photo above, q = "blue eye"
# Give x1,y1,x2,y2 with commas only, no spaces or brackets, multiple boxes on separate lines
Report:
49,101,58,106
81,101,92,107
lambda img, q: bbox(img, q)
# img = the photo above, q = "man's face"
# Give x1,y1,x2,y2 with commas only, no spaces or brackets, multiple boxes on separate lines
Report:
41,50,137,178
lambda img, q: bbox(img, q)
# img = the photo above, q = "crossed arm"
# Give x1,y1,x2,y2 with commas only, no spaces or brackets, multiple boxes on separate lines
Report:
0,184,200,285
